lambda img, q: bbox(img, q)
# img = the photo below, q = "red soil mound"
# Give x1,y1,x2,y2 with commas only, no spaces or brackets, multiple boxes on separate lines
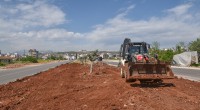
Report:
0,63,200,110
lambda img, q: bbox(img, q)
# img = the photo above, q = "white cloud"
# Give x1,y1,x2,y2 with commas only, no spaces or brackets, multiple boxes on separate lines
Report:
0,0,66,32
12,29,83,40
86,3,200,49
0,0,70,52
166,3,192,16
1,1,200,53
3,29,84,52
3,0,11,2
116,5,135,18
16,1,66,27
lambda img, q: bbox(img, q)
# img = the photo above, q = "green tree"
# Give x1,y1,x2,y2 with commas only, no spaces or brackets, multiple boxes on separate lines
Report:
175,41,186,54
79,55,87,65
88,50,98,73
0,63,6,66
58,55,64,60
21,56,38,63
149,41,176,62
149,41,160,57
48,55,56,60
189,38,200,53
159,49,174,62
151,41,160,50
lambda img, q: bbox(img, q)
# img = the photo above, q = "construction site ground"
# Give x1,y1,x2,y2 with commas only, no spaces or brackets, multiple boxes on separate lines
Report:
0,63,200,110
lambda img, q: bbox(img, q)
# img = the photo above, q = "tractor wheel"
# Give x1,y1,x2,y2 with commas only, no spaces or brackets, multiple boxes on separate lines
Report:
139,79,152,84
120,68,125,78
125,67,130,82
153,79,163,84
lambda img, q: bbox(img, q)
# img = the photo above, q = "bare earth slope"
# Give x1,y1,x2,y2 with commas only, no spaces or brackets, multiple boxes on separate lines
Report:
0,63,200,110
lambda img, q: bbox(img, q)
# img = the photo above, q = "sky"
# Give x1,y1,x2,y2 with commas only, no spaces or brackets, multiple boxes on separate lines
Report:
0,0,200,53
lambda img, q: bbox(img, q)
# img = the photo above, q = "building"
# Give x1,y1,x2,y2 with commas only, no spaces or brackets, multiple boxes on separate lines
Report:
28,49,39,58
10,53,19,58
100,53,109,59
0,56,13,64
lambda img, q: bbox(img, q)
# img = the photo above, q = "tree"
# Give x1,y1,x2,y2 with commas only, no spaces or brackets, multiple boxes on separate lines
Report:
48,55,56,60
151,41,160,50
79,54,87,65
189,38,200,53
150,41,176,62
88,50,98,73
175,41,186,54
21,56,38,63
159,49,174,62
58,55,64,60
0,63,6,66
149,41,160,57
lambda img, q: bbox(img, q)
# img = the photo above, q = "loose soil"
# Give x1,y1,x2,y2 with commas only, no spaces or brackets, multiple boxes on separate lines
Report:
0,63,200,110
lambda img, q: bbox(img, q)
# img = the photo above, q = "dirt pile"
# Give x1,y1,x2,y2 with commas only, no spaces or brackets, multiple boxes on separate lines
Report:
0,63,200,110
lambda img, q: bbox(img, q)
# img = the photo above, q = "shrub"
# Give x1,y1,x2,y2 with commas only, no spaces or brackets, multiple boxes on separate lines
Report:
191,63,200,67
20,56,38,63
47,55,56,60
0,62,6,66
159,49,174,62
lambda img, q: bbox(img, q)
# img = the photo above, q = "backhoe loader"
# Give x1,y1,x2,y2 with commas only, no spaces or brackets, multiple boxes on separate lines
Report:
119,38,174,84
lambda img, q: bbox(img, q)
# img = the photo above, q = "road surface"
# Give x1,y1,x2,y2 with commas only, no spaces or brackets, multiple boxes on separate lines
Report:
104,60,200,82
172,66,200,82
0,60,70,84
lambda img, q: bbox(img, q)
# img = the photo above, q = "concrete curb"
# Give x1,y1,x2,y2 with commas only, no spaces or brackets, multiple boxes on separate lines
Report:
176,75,200,82
106,63,118,67
103,59,119,63
172,66,200,70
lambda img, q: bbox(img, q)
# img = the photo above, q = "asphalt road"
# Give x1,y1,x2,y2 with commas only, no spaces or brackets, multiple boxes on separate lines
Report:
104,60,200,82
1,60,199,85
0,60,71,84
172,67,200,82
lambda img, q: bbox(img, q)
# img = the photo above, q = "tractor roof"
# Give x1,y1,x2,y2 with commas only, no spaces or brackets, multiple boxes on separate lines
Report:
128,42,149,46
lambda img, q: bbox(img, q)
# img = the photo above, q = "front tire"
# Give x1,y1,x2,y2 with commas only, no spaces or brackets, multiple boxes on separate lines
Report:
120,68,125,78
124,70,130,82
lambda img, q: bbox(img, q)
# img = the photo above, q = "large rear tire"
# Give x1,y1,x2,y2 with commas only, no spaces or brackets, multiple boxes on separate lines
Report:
153,79,163,84
120,68,125,78
139,79,163,84
125,68,130,82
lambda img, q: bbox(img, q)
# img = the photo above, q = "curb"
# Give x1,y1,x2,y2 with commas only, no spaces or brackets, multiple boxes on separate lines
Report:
172,66,200,70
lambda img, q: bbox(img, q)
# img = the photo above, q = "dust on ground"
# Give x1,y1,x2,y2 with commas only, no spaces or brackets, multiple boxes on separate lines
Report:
0,63,200,110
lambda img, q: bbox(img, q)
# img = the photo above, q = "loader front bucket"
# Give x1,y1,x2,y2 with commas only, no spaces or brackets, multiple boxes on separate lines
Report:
126,62,174,81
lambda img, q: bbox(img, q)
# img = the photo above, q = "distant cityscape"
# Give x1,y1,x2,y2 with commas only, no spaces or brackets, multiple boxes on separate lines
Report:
0,49,119,64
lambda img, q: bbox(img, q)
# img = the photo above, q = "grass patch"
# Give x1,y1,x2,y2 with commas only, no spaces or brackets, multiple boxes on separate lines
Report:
37,59,55,63
0,63,6,66
19,56,38,63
